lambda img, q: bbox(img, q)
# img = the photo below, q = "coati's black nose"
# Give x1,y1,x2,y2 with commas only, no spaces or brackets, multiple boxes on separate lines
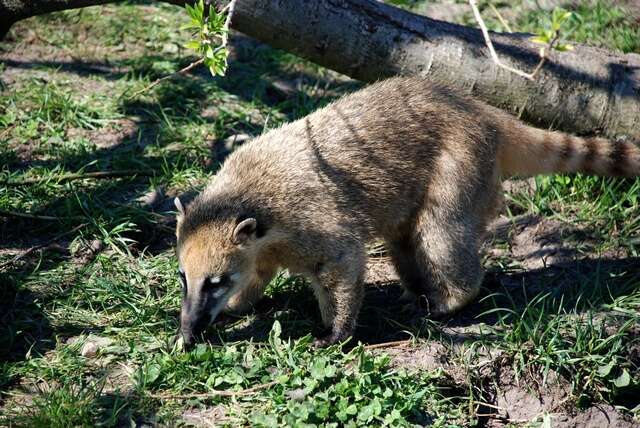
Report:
182,331,196,351
181,314,211,351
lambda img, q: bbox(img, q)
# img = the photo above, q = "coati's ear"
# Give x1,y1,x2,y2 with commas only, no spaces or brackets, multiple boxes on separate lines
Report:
174,198,186,239
175,197,186,218
232,218,257,245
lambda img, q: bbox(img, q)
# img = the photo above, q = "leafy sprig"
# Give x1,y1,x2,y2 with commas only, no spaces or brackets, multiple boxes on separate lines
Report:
530,8,580,54
182,0,233,76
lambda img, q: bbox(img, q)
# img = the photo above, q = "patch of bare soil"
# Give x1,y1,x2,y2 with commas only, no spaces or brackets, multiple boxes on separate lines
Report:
364,256,398,284
487,369,638,427
362,211,639,426
180,405,228,427
487,367,572,426
568,404,638,428
66,118,139,150
381,342,468,384
487,214,600,270
381,342,638,427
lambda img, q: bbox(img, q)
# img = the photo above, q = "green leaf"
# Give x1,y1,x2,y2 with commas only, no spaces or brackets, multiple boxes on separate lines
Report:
145,363,161,384
310,358,327,380
554,43,574,52
180,22,201,31
530,36,549,45
597,361,615,377
185,3,197,21
196,0,204,19
614,369,631,388
269,320,283,353
345,404,358,415
184,40,201,51
204,45,214,59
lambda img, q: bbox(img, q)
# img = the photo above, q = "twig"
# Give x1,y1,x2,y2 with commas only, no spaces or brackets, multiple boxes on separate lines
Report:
0,210,84,221
146,380,279,400
0,223,87,270
219,0,237,68
468,0,556,80
529,33,559,78
363,339,412,350
473,400,505,411
488,2,512,33
126,58,204,100
2,169,154,186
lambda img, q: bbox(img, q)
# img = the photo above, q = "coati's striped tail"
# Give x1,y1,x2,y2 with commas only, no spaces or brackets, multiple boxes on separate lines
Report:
498,121,640,178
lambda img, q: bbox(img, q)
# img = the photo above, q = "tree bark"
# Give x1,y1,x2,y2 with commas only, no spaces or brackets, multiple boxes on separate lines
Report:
2,0,639,140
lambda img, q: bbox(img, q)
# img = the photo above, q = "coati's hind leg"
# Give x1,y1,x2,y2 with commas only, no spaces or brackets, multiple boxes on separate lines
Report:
410,210,484,317
389,169,501,317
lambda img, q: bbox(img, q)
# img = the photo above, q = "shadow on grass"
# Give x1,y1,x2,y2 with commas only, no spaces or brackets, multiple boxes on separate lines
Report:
0,34,356,398
206,255,640,347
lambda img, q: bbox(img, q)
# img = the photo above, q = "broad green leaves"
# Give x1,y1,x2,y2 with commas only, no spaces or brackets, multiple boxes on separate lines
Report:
183,0,231,76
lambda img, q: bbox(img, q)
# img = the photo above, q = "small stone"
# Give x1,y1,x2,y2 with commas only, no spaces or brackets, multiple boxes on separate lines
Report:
286,388,308,402
81,341,99,358
89,239,104,253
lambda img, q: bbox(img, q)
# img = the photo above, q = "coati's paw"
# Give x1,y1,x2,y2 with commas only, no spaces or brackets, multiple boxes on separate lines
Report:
312,329,352,348
398,288,417,303
401,294,429,316
426,287,479,318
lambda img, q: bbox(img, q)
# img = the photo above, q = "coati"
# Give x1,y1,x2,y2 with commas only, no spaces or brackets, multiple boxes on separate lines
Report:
175,76,640,348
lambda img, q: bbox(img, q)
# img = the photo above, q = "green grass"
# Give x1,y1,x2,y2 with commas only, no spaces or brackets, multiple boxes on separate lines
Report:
1,0,639,426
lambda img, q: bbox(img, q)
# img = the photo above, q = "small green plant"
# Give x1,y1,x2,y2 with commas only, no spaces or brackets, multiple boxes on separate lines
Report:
530,8,579,53
182,0,232,76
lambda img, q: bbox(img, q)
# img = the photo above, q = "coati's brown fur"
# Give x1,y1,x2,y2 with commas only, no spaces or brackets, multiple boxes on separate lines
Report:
176,77,640,347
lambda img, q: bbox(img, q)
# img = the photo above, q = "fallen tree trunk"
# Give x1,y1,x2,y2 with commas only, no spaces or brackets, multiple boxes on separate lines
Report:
2,0,639,140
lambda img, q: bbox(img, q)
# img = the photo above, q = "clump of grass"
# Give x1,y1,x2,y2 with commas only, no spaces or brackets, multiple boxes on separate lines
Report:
2,79,116,136
518,1,640,53
479,284,640,407
5,378,126,428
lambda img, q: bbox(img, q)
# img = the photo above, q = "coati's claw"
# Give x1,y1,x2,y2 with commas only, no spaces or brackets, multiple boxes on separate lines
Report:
312,330,352,348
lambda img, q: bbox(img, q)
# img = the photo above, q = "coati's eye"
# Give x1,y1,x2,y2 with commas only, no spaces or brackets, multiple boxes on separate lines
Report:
178,269,187,296
204,273,230,291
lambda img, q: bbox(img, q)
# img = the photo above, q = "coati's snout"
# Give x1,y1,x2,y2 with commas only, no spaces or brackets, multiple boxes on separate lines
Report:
179,271,235,348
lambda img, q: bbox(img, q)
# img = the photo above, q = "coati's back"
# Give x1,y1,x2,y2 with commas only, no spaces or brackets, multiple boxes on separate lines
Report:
206,77,639,224
200,78,506,236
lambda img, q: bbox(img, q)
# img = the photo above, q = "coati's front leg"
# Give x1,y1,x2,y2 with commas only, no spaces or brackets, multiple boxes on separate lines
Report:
310,247,366,347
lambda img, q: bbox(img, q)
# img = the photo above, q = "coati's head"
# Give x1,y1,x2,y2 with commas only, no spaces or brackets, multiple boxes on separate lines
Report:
174,197,267,348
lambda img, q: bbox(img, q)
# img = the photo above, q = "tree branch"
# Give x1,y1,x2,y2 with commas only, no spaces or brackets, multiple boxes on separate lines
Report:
126,58,204,99
468,0,559,81
146,380,279,400
2,170,155,186
0,210,84,221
